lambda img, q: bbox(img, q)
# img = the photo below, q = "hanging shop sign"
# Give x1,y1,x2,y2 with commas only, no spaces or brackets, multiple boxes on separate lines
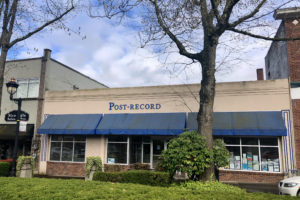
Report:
109,102,161,111
5,110,29,122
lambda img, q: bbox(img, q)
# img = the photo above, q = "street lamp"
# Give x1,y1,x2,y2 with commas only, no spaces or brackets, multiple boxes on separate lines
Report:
6,78,21,176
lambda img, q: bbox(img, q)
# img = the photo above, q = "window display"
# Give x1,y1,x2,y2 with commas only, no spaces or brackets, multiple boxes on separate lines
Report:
223,137,280,172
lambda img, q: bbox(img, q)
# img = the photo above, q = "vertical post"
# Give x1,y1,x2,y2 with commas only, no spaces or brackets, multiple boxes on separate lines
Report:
10,98,22,176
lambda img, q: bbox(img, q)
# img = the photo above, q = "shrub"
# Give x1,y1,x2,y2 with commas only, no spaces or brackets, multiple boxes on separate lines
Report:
85,157,102,177
160,131,212,180
213,139,229,168
131,162,150,170
0,162,10,176
93,170,171,186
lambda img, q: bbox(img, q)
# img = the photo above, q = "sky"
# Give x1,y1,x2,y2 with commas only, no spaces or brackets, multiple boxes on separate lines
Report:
8,6,279,88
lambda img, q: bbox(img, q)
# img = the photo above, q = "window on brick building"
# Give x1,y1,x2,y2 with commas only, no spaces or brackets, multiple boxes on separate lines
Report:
222,137,280,172
50,135,86,162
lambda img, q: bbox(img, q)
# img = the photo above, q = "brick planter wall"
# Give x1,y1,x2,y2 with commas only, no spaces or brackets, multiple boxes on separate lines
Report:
46,162,85,177
104,164,130,172
219,170,284,183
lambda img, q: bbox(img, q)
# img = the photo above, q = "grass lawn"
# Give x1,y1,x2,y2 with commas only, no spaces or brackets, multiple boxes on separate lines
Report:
0,177,295,200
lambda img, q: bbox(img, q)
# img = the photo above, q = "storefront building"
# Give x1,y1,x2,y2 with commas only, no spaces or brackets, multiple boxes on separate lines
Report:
37,79,294,183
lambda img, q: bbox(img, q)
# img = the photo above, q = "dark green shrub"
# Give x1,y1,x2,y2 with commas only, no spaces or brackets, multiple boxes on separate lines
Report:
213,139,229,168
93,170,171,186
93,172,122,182
161,131,212,180
0,162,10,177
131,163,150,170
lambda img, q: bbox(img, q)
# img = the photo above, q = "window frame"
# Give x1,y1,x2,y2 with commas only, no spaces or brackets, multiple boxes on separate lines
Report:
222,137,281,172
49,135,86,163
16,78,40,98
106,136,129,164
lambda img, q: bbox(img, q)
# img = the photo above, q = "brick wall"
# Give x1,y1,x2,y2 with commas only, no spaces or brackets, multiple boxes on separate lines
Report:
219,170,284,183
293,99,300,169
285,19,300,82
46,162,85,177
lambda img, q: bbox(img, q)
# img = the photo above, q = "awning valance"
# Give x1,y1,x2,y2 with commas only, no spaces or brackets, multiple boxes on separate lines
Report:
187,112,287,136
37,114,102,135
96,113,186,135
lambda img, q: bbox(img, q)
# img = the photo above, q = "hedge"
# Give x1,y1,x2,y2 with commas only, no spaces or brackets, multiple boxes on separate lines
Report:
0,178,294,200
93,170,171,186
0,162,10,177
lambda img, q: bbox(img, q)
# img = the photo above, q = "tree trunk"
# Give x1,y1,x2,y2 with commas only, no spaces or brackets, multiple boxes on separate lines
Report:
0,47,9,114
197,37,218,181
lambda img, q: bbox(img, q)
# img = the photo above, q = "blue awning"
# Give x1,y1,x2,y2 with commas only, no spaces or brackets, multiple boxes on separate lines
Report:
96,113,186,135
38,114,102,135
187,111,287,136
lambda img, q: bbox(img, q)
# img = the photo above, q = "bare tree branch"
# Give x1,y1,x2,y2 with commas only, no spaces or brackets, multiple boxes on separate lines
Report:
8,4,74,48
229,27,300,41
151,0,202,61
229,0,267,28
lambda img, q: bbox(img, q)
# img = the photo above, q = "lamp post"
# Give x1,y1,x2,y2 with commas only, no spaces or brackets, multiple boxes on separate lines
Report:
6,78,21,177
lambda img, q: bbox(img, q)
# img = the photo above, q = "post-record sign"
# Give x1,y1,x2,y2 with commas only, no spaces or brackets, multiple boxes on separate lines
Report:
5,110,29,122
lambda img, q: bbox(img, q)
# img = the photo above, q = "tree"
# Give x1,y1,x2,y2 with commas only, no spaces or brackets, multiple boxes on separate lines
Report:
0,0,75,112
89,0,300,180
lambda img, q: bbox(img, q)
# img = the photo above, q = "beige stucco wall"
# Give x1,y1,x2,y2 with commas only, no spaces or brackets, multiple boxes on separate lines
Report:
43,79,290,115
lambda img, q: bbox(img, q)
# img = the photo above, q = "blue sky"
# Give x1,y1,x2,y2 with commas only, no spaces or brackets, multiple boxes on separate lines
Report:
8,7,280,88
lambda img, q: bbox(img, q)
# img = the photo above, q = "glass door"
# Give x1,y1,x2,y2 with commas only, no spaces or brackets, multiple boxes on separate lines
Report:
152,140,164,168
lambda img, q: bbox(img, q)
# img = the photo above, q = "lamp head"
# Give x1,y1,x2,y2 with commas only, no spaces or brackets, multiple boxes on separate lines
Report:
6,78,19,96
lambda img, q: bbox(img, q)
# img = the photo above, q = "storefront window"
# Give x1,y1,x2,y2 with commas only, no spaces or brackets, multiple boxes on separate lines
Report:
50,136,86,162
130,136,142,164
107,136,128,164
143,144,150,163
228,146,241,170
106,136,167,167
223,137,280,172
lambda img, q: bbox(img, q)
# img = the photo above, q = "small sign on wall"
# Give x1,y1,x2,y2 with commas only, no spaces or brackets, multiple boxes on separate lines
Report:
19,121,27,132
107,158,115,164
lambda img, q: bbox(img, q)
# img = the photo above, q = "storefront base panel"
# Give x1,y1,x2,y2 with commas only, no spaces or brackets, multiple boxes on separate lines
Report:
46,162,85,177
219,170,284,183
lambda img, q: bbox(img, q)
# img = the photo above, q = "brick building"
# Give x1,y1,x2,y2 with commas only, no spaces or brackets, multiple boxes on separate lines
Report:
265,7,300,173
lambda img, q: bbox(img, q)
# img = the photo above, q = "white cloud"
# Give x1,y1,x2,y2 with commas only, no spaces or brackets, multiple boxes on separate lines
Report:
10,11,278,88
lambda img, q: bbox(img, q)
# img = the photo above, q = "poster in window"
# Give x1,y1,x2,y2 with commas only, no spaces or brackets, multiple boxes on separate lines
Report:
253,155,259,171
247,152,253,170
242,153,247,170
107,158,115,164
234,156,240,169
229,152,234,169
268,159,274,172
262,159,268,171
274,162,280,172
